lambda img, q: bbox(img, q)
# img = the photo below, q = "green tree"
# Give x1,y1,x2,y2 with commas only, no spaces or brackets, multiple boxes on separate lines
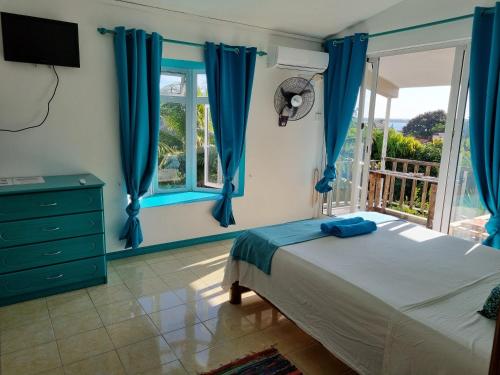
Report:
431,122,445,134
371,128,423,161
402,110,447,140
159,102,186,154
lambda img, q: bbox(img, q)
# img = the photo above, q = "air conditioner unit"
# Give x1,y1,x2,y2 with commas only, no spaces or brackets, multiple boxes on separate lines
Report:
268,46,329,73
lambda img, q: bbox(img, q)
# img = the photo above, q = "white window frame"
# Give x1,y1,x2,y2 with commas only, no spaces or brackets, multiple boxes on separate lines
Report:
152,65,234,196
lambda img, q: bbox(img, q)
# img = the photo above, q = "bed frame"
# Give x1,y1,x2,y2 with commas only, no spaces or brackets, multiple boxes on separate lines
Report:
230,281,500,375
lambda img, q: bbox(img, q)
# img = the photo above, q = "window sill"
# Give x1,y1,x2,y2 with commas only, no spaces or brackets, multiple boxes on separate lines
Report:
141,191,243,208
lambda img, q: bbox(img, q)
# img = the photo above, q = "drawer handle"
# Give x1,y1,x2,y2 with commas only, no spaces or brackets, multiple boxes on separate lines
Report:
40,202,58,207
43,226,61,232
44,250,63,256
46,273,64,280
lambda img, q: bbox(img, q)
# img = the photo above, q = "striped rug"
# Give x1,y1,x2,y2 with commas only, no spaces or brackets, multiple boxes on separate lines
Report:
201,348,302,375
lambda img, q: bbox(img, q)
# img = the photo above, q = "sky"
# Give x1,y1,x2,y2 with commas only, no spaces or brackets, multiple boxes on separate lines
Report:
365,86,452,120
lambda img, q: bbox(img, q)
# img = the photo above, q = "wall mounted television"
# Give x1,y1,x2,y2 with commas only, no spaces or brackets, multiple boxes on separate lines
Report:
1,12,80,68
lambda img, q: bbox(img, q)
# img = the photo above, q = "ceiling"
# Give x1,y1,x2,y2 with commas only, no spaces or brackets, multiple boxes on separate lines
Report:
120,0,406,39
378,48,456,89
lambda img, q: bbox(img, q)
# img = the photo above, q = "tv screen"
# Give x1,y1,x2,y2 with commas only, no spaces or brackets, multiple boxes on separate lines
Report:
1,12,80,67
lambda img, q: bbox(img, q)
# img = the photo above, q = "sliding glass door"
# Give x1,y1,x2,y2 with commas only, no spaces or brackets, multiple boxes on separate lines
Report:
437,48,491,242
340,43,484,240
445,95,490,242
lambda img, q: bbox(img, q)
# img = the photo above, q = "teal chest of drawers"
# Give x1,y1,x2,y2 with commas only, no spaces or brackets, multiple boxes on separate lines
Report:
0,174,107,306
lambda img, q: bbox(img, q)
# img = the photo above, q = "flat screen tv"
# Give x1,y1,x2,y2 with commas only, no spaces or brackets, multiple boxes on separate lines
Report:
1,12,80,67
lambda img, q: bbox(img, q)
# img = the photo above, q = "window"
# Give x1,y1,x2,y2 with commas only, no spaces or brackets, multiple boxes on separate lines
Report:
150,60,242,202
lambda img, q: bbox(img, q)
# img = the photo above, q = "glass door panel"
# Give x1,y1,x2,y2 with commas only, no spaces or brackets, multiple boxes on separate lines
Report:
357,47,463,230
448,95,490,242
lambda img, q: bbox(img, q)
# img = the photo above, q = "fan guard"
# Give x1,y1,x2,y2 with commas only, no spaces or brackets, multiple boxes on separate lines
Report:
274,77,315,127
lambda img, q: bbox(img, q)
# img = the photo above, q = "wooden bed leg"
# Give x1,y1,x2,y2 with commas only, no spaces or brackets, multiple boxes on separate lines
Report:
230,281,242,305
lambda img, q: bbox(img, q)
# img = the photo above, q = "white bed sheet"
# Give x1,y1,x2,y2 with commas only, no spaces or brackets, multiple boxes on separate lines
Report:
222,220,500,375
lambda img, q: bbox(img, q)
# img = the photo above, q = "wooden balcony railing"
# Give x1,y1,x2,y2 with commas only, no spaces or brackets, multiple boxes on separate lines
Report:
367,157,440,228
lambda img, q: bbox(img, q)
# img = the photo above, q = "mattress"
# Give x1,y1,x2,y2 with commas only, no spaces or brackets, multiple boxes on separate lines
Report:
222,220,500,375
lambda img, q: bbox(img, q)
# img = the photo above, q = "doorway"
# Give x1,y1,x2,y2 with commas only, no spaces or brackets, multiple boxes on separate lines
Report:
324,43,486,242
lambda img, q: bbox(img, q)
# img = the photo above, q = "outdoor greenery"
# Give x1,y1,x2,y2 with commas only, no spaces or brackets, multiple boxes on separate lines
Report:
158,100,219,190
402,110,447,141
333,110,447,217
371,129,443,165
370,112,445,216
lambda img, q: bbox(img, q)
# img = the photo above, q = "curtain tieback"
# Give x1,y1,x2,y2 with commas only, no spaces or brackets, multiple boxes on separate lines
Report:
222,180,235,198
323,164,337,180
126,197,141,219
315,165,337,193
486,215,500,236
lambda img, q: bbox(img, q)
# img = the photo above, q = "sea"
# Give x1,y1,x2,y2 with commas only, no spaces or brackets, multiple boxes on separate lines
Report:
389,120,408,131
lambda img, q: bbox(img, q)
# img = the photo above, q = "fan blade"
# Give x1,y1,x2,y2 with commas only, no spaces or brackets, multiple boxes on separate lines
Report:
281,105,293,116
299,89,312,96
281,87,295,104
291,106,298,118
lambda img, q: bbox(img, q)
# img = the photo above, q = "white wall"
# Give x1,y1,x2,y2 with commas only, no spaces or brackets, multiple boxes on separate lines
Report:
336,0,496,55
0,0,324,253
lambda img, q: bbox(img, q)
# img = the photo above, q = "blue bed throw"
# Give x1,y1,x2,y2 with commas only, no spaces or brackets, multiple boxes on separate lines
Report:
231,212,396,274
230,218,330,275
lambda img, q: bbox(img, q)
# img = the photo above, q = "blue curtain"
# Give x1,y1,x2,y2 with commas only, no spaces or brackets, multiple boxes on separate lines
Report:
315,34,368,193
204,43,257,227
470,4,500,249
113,27,162,248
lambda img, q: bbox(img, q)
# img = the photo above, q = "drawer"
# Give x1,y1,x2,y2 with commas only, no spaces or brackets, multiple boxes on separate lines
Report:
0,256,106,299
0,188,102,222
0,234,105,274
0,212,103,248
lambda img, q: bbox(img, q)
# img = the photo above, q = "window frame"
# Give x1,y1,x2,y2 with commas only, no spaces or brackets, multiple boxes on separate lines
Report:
156,67,190,194
150,59,243,200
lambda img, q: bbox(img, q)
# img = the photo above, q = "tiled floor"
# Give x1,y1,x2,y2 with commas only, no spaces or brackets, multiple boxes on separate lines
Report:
0,240,356,375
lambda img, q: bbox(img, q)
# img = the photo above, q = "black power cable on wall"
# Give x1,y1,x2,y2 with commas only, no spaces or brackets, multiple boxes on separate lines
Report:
0,65,59,133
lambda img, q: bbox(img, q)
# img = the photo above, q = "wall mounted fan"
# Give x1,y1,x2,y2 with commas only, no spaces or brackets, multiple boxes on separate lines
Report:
274,77,315,127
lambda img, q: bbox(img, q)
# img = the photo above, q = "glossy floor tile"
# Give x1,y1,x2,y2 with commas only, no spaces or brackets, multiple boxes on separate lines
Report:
149,304,200,333
96,299,146,326
0,341,61,375
0,240,356,375
117,336,177,374
0,298,50,330
107,315,160,348
57,327,114,365
163,322,215,358
63,350,126,375
137,290,184,314
52,307,103,339
0,318,55,354
47,289,95,318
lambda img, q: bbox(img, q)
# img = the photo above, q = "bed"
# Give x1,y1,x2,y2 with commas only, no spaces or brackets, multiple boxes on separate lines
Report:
222,215,500,375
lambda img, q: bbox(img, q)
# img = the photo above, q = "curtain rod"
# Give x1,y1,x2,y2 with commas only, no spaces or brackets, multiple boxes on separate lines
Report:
97,27,268,56
328,8,495,44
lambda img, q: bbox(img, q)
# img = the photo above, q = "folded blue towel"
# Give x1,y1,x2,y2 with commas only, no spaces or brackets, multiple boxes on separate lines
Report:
329,220,377,238
320,217,364,234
